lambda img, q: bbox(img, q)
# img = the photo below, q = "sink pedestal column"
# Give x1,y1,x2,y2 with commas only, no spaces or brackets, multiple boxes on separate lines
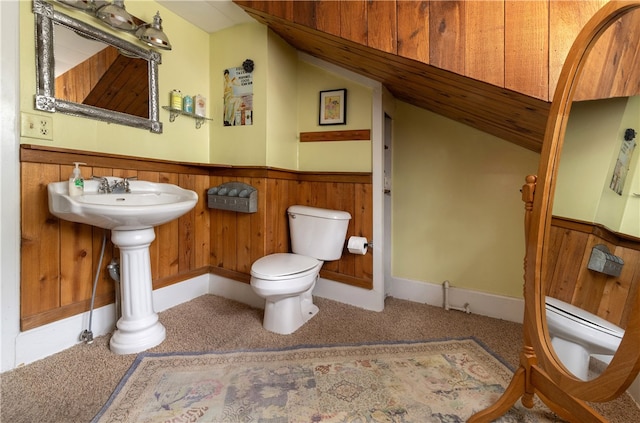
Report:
109,227,166,354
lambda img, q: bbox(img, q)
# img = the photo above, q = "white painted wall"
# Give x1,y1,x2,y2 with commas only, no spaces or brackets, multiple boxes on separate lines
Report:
1,0,22,373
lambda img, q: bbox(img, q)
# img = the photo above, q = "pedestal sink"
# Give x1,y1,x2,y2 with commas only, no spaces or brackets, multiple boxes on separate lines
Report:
48,178,198,354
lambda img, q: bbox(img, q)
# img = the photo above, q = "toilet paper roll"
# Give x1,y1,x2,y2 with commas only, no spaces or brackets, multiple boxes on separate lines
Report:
348,236,368,255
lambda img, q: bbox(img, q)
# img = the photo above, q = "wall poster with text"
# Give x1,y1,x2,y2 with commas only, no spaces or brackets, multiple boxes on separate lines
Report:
223,66,253,126
610,137,636,195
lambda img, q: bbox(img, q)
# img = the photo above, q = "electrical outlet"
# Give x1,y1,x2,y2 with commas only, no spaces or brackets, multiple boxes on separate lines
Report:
21,112,53,140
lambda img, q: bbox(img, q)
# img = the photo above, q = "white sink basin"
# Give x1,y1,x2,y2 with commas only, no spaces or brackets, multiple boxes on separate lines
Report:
48,177,199,354
48,178,198,230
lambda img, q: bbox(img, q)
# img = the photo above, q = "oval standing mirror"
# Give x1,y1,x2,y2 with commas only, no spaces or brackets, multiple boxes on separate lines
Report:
544,5,640,382
539,4,640,399
470,2,640,421
33,0,162,133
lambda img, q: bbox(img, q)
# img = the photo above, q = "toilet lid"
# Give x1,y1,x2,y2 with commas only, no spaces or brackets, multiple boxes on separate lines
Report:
251,253,320,278
545,296,624,338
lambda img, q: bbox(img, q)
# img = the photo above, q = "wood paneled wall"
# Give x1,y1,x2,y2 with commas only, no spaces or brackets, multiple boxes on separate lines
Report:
208,170,373,288
236,0,553,152
235,0,640,152
55,46,150,119
545,217,640,329
20,145,372,330
20,149,211,330
573,8,640,101
237,0,622,101
55,46,119,104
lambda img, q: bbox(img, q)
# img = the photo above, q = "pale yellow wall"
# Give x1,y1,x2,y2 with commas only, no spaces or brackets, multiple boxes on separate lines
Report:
392,101,539,298
209,25,372,172
554,97,631,231
210,23,268,166
297,61,372,172
19,1,210,162
265,31,298,170
21,2,371,173
619,96,640,236
19,2,549,301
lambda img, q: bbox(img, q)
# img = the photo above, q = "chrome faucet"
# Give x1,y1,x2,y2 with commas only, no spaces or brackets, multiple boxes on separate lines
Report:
93,176,111,193
111,178,134,194
92,176,136,194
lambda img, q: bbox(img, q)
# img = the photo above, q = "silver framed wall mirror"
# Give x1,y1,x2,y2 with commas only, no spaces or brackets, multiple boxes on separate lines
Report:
33,0,162,133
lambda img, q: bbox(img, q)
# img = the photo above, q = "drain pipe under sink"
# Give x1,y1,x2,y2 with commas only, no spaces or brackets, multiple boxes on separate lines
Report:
107,259,121,327
442,280,471,314
79,229,107,344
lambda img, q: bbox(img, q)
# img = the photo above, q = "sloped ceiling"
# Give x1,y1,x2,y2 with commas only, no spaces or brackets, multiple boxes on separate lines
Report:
160,0,550,152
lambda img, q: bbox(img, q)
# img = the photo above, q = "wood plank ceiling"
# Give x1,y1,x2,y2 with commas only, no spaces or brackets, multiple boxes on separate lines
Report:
235,1,551,153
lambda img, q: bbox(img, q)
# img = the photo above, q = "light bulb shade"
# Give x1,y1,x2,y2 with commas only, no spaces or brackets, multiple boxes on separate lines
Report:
56,0,97,11
136,11,171,50
96,0,136,31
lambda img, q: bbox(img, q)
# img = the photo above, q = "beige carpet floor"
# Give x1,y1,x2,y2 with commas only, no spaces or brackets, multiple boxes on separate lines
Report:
1,295,639,422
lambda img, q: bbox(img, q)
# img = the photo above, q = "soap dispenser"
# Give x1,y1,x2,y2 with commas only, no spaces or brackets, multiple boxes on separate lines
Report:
69,162,86,197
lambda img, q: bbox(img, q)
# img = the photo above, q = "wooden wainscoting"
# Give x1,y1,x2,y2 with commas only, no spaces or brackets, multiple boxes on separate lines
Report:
20,146,211,330
545,216,640,329
208,169,373,289
20,145,373,330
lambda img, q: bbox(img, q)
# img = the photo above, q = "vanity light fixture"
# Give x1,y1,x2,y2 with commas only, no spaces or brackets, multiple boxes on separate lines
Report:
136,11,172,50
95,0,136,31
56,0,97,12
54,0,171,51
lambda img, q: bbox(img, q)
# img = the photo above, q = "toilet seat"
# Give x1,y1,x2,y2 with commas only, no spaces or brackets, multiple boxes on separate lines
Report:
545,296,625,379
545,296,624,339
251,253,321,280
250,253,322,335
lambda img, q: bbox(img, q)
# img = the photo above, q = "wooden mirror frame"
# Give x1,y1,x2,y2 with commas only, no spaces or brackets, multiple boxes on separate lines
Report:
33,0,162,133
469,2,640,422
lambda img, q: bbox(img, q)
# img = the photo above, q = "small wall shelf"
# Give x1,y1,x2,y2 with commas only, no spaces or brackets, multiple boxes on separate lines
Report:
299,129,371,142
162,106,212,129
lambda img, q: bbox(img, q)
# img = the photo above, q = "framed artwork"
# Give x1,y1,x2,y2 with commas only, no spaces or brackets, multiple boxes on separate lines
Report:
319,89,347,125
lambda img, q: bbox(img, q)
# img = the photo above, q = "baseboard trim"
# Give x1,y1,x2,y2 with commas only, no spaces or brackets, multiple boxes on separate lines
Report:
387,276,525,324
208,274,264,309
13,274,209,368
12,274,640,407
207,274,386,312
315,277,385,311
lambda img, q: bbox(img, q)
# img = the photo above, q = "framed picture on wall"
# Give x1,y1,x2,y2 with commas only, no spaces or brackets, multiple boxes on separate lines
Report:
319,89,347,125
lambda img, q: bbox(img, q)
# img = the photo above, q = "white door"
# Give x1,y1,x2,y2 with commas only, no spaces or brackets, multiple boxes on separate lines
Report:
383,114,392,290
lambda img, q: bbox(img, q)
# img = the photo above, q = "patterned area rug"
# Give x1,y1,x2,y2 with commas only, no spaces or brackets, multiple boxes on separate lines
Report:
93,338,561,423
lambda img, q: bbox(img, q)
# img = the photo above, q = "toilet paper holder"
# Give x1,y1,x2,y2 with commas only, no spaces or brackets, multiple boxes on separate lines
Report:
347,236,373,254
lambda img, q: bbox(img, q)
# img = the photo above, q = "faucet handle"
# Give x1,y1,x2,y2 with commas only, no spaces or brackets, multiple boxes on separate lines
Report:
122,177,135,193
91,176,111,193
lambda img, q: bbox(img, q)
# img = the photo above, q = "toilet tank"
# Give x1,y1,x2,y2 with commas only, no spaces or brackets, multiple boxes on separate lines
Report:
288,205,351,261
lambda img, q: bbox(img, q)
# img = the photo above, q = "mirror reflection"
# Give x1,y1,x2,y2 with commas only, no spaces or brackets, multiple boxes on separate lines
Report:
543,7,640,381
54,24,150,119
34,0,161,132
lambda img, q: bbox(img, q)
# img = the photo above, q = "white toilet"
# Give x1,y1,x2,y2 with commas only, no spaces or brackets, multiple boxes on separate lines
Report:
545,296,624,380
250,205,351,334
